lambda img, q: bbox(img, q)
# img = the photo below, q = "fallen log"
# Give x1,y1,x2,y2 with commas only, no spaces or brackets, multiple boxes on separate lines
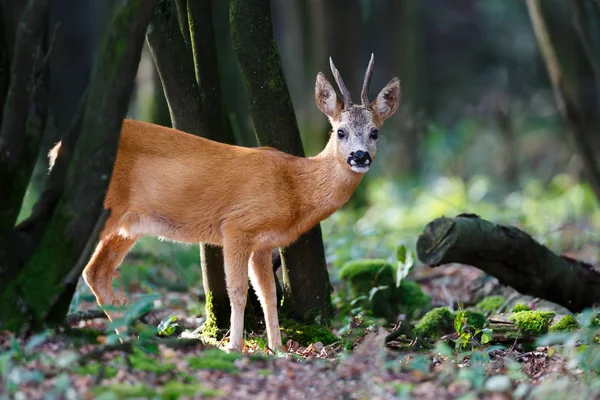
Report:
416,214,600,313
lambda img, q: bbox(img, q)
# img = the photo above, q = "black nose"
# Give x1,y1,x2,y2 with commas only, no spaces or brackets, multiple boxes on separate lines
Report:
353,151,370,164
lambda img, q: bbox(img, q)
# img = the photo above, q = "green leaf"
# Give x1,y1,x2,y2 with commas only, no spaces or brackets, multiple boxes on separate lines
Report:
157,315,179,337
397,245,407,263
368,285,389,301
454,310,465,333
481,328,493,344
396,245,415,287
123,294,161,324
24,332,49,356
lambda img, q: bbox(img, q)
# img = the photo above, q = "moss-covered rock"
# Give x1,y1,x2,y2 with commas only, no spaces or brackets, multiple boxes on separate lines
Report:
509,311,556,334
339,259,431,320
475,296,505,313
549,315,580,332
512,303,531,313
413,307,456,338
279,319,338,345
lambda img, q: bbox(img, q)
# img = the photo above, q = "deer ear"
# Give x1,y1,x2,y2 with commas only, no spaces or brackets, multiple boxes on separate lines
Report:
371,77,401,122
315,72,343,119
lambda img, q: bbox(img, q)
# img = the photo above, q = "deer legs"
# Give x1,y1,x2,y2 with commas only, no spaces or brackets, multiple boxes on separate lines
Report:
83,233,138,325
223,238,251,350
223,239,282,352
249,249,283,350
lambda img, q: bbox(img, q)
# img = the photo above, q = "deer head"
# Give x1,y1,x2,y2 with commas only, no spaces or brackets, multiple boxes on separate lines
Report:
315,54,400,173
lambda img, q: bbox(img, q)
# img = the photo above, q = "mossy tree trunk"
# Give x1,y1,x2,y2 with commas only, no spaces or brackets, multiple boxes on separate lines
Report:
417,215,600,313
146,0,255,335
230,0,333,325
0,0,49,239
0,0,157,331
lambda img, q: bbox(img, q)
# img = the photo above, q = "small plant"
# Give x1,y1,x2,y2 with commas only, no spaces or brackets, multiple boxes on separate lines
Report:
454,309,492,350
158,315,180,336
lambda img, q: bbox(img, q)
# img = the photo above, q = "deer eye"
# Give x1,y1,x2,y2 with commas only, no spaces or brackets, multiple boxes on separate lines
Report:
337,129,346,140
370,129,379,140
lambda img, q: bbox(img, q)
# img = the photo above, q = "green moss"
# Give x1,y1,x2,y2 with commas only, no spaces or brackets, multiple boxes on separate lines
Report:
413,307,456,338
475,296,505,313
340,259,394,282
279,318,338,345
339,259,431,320
509,311,556,334
549,315,580,332
200,292,228,340
463,310,487,330
512,303,531,313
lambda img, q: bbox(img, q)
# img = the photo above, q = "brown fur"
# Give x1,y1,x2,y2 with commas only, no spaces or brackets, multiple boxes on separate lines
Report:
58,61,400,351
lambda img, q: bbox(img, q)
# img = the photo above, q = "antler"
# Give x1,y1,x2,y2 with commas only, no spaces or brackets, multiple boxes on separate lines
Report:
329,57,352,109
361,53,375,107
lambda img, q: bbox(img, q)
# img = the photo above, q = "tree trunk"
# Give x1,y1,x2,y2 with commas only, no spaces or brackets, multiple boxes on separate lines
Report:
416,215,600,313
230,0,333,325
526,0,600,200
0,4,10,129
0,0,49,235
0,0,157,331
147,0,257,335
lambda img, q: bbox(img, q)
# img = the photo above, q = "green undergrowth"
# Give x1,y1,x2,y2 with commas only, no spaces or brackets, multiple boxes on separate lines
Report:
279,318,338,345
339,259,431,320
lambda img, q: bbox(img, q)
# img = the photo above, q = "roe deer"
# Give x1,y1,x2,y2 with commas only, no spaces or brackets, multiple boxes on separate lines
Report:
53,54,400,351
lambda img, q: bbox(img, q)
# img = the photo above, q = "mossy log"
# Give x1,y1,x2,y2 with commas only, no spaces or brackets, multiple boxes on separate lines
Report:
417,215,600,313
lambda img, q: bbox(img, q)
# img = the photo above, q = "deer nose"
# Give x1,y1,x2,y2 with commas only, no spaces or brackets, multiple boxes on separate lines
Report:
352,151,371,165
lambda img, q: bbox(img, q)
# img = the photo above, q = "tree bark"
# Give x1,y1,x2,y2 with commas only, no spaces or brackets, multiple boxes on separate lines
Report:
146,2,208,137
230,0,333,325
0,4,10,129
147,0,255,334
416,215,600,313
0,0,49,234
0,0,157,331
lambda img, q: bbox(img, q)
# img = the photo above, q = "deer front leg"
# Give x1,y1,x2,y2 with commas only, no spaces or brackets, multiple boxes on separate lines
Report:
82,234,138,332
222,238,251,351
249,248,283,351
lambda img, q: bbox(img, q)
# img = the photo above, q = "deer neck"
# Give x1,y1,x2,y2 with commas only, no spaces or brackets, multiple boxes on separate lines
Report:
295,138,364,222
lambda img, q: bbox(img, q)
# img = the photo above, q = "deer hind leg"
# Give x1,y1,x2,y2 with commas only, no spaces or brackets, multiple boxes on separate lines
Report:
249,248,283,351
222,238,251,351
82,233,138,324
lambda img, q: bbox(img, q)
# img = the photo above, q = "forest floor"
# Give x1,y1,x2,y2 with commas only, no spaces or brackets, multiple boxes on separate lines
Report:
2,248,599,400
